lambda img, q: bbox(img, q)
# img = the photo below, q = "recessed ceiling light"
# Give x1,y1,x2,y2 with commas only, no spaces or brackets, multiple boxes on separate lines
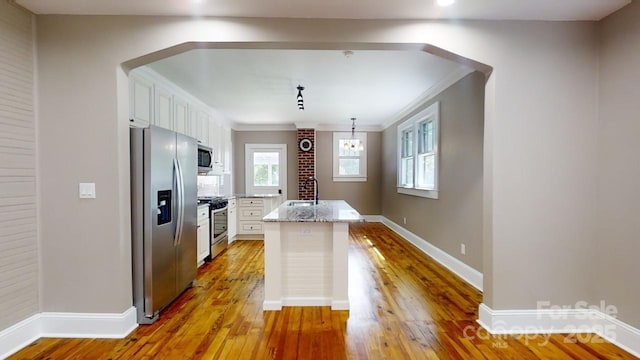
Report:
437,0,455,7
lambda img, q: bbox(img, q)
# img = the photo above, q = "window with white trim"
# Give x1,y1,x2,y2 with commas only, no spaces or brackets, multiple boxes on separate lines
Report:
333,132,367,182
397,102,439,199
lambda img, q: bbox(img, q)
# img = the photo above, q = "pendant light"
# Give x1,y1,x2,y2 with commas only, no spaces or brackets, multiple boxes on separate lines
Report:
296,85,305,111
343,117,364,152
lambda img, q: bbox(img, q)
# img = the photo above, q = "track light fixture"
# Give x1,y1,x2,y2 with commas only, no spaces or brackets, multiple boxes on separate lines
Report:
296,85,305,111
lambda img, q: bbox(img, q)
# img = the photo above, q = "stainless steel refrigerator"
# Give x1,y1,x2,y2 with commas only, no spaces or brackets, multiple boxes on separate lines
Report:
130,125,198,324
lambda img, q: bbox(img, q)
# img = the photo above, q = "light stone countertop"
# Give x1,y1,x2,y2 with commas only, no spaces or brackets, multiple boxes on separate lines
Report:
262,200,364,223
234,194,281,199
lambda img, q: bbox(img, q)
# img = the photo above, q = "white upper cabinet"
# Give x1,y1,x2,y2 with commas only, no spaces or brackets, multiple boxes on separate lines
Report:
223,126,232,173
128,68,232,172
153,84,174,130
210,118,223,163
129,74,153,128
196,108,210,145
173,95,189,135
187,110,198,139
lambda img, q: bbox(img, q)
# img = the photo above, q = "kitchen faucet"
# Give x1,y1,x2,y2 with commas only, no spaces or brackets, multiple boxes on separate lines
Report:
303,176,319,205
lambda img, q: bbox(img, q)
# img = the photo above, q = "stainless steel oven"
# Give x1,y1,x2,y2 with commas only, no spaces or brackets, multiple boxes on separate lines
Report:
210,199,228,259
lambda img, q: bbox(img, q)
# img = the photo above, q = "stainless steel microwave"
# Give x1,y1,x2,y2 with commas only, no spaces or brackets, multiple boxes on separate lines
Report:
197,144,213,173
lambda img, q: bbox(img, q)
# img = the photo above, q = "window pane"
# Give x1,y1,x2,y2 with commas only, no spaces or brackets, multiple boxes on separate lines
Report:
253,152,279,187
339,139,361,156
402,130,413,157
339,158,360,176
253,164,269,186
270,164,279,186
419,120,434,154
417,153,435,189
401,157,413,187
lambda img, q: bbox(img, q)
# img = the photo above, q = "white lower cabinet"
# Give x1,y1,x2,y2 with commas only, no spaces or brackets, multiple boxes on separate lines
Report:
228,198,237,243
197,205,210,266
237,197,282,237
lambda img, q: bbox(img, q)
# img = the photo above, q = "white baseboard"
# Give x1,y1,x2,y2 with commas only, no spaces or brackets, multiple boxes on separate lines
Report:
263,300,282,311
40,306,138,338
0,307,138,359
379,216,483,291
478,303,640,357
0,314,40,360
362,215,384,222
263,298,349,311
331,300,350,310
282,297,332,307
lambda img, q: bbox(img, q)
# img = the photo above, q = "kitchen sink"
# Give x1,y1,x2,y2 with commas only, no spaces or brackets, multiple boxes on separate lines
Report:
288,200,315,207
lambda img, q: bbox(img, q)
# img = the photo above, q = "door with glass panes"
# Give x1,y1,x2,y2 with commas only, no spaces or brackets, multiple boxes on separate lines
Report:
244,144,287,200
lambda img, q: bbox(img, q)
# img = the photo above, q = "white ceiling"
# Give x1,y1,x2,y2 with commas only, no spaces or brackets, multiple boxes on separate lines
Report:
16,0,629,21
145,49,467,128
17,0,630,128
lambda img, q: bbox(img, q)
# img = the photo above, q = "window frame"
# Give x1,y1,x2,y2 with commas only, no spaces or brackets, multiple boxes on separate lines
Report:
333,132,368,182
397,102,440,199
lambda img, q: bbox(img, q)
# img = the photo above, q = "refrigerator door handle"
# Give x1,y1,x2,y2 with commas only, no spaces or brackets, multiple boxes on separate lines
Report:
177,158,185,245
173,158,183,247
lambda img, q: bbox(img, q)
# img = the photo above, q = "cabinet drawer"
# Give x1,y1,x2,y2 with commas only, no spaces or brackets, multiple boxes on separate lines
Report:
239,221,263,234
240,208,263,219
239,198,264,207
228,199,237,208
197,206,210,220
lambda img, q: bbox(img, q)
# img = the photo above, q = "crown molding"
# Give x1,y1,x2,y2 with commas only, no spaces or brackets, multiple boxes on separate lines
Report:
232,123,297,131
381,66,474,130
232,122,383,132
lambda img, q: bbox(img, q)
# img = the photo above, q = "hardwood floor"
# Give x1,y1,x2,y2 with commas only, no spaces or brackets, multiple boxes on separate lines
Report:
10,222,636,359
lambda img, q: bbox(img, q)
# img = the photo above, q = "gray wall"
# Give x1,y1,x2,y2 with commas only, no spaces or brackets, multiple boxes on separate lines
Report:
0,1,38,331
233,130,298,199
597,1,640,329
316,131,382,215
29,13,609,325
382,72,484,271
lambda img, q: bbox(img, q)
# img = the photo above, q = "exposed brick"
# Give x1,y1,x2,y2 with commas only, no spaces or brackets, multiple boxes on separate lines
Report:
297,128,316,200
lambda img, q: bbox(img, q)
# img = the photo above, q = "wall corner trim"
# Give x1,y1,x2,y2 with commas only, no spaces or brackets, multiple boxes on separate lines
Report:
379,216,483,291
477,303,640,358
0,307,138,358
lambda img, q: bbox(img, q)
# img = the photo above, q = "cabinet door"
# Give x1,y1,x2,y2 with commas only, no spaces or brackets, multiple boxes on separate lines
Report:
173,95,189,135
197,218,210,265
187,109,198,139
222,126,232,173
210,119,223,163
129,74,153,128
228,206,237,242
154,85,174,130
196,109,210,145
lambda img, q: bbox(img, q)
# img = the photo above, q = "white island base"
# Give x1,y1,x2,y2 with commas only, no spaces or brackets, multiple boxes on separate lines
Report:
263,221,350,311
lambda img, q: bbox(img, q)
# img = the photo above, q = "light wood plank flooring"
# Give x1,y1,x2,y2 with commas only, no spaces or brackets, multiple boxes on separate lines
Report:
9,222,636,359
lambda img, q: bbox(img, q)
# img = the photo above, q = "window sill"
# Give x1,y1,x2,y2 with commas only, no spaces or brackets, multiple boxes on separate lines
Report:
333,177,367,182
397,187,439,199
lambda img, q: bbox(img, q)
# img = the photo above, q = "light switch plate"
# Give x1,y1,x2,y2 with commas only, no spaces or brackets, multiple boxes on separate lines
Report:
79,183,96,199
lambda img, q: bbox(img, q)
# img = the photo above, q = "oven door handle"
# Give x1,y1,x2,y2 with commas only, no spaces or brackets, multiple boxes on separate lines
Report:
212,205,228,213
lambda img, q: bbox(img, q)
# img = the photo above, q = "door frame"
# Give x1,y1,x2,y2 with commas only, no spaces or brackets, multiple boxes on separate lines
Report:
244,144,287,200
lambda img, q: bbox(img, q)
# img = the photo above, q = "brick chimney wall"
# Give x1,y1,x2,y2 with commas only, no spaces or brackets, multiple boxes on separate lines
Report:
297,128,316,200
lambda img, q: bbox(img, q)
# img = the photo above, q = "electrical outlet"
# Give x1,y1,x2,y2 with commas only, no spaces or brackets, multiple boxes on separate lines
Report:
403,217,407,225
460,244,466,255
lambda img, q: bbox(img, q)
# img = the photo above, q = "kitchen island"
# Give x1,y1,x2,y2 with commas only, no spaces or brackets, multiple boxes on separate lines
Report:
262,200,364,311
